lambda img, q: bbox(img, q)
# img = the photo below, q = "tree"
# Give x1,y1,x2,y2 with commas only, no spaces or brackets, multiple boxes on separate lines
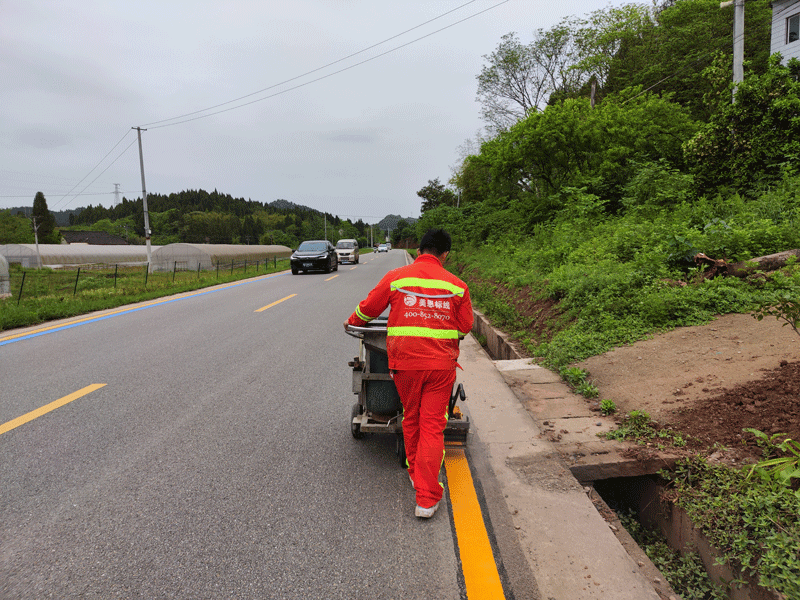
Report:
417,178,457,213
31,191,59,243
476,33,545,133
476,6,654,133
604,0,772,122
684,55,800,196
0,210,34,244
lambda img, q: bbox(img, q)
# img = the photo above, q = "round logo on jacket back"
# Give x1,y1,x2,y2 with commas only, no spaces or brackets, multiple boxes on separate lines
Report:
403,294,417,307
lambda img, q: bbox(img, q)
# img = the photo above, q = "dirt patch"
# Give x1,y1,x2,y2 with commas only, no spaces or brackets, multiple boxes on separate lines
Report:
576,313,800,463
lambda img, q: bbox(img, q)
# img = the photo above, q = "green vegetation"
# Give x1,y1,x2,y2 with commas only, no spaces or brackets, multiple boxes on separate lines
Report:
744,429,800,488
599,399,617,416
618,511,727,600
603,410,687,448
1,260,290,331
663,457,800,598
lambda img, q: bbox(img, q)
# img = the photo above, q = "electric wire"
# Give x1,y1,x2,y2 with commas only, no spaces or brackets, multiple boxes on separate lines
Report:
140,0,485,128
47,130,134,211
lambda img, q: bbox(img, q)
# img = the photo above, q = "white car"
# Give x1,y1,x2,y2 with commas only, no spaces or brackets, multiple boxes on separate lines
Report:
335,239,359,264
377,244,388,252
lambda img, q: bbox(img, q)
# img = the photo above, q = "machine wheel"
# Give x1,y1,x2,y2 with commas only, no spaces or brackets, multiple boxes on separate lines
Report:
396,434,407,468
351,403,365,439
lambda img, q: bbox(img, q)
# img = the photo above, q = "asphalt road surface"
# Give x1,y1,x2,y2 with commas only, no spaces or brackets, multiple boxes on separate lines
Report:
1,251,478,599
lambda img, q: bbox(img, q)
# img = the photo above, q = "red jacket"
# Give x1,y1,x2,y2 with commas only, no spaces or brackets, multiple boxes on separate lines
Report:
347,253,474,370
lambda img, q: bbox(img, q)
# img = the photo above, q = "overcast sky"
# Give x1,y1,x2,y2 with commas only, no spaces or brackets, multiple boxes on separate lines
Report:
1,0,621,223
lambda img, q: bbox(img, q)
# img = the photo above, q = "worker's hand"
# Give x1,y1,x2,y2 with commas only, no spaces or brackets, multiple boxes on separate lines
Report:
343,320,349,332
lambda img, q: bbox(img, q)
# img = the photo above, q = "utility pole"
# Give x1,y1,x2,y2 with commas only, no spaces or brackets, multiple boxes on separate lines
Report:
720,0,745,99
113,183,121,205
30,215,42,268
133,127,153,270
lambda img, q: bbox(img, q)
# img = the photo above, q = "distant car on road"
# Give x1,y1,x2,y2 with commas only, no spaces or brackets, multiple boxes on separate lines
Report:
335,239,359,264
291,240,338,274
377,244,388,253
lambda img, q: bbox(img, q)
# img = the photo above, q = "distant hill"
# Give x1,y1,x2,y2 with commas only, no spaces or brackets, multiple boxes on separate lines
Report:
376,214,417,232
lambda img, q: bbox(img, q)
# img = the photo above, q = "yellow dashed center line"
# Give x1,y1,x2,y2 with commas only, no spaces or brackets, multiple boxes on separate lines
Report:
325,274,339,281
255,294,296,312
0,384,107,436
445,447,506,600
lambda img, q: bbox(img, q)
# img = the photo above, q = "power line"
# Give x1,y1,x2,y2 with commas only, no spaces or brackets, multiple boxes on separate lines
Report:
141,0,486,128
49,130,134,211
143,0,512,129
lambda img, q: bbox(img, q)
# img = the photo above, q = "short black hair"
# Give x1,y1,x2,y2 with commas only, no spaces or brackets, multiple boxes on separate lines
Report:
419,228,452,255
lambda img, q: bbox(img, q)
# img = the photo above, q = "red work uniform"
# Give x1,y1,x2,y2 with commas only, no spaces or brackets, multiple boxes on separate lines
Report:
347,253,473,509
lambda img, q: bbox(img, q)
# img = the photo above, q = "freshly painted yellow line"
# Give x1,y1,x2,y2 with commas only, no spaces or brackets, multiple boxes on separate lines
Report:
0,384,107,436
350,266,358,270
325,274,339,281
255,294,297,312
445,447,506,600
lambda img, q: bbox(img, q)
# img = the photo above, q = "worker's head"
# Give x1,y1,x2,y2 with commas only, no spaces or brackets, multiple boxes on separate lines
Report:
419,228,452,259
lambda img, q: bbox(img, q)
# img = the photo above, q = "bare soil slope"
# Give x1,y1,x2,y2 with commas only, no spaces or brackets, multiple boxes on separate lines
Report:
576,313,800,462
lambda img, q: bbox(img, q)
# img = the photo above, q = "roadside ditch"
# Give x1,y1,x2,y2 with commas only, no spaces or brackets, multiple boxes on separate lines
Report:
471,308,784,600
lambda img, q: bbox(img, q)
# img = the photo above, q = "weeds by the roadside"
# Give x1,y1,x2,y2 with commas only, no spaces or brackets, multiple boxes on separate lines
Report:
604,410,688,448
618,511,727,600
1,260,290,331
662,456,800,598
559,366,600,399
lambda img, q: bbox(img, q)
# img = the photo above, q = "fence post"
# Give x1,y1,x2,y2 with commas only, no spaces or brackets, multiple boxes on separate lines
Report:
73,267,81,296
274,256,277,270
197,262,201,279
244,259,247,274
114,264,118,288
17,271,26,305
144,264,149,288
216,262,220,279
231,260,234,275
173,261,177,282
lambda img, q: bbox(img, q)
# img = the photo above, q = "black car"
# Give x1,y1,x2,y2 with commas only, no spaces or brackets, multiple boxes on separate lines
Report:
291,240,339,274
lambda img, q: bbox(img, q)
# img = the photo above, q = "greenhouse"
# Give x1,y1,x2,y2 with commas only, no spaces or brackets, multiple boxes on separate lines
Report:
0,243,292,272
150,244,291,272
0,244,158,268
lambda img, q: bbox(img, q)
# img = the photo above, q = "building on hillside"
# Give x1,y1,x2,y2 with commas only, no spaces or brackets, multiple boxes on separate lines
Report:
60,231,129,245
771,0,800,62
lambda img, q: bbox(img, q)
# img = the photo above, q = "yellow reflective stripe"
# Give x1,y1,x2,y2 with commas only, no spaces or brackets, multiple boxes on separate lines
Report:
390,277,465,297
355,305,376,321
387,326,460,339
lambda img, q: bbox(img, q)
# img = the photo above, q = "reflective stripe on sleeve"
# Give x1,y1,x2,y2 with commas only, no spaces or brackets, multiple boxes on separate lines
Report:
390,278,465,297
355,305,377,322
387,326,460,339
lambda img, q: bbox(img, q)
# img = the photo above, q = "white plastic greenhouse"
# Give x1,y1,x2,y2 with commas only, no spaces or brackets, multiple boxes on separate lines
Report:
0,243,292,271
150,244,291,272
0,244,158,268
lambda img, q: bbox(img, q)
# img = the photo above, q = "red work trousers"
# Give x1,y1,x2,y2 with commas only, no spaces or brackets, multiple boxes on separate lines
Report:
392,369,456,509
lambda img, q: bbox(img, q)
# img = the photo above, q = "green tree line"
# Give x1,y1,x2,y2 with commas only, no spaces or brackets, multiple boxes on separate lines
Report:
2,189,377,250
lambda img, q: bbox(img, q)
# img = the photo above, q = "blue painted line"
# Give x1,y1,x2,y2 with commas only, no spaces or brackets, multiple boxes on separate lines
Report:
0,272,288,347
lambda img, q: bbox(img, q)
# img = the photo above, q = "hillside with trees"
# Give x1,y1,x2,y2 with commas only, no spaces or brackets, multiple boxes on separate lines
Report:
414,0,797,368
1,188,416,250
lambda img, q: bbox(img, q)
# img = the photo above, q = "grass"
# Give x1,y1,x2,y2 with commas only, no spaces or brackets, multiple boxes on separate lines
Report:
1,259,292,331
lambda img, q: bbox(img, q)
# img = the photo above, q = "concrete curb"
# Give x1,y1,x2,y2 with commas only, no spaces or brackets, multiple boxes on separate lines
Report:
460,313,666,599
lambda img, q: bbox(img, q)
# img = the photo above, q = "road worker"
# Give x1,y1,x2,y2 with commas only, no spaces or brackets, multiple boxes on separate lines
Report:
344,228,473,518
